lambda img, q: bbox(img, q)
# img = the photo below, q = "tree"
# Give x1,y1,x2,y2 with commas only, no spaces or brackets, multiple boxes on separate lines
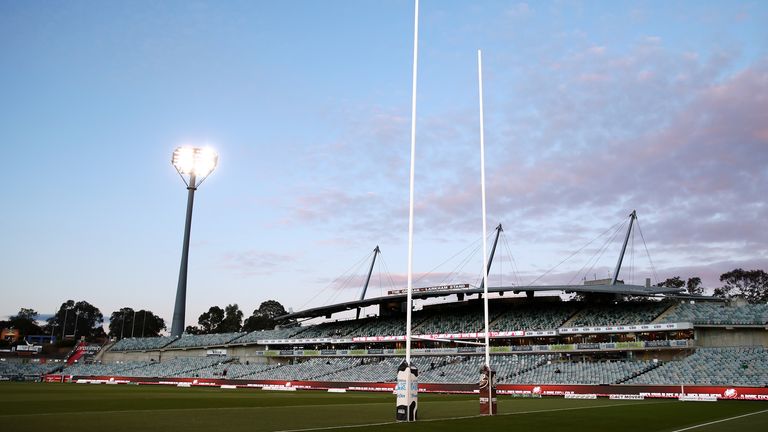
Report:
185,325,203,335
656,276,685,289
197,306,225,333
242,313,272,332
9,308,43,337
108,308,166,338
714,269,768,304
258,300,289,320
47,300,104,340
243,300,294,332
218,304,243,333
685,277,703,295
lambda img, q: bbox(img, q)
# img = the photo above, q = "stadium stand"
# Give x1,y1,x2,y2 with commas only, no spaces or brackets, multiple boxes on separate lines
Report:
292,320,364,339
225,362,282,379
110,336,177,351
350,316,427,338
512,359,657,385
567,301,672,327
230,328,303,344
73,297,767,390
491,302,579,331
626,346,768,386
64,360,151,377
240,358,360,381
57,357,231,378
660,302,768,325
0,361,59,378
415,309,493,334
320,357,403,382
165,333,245,349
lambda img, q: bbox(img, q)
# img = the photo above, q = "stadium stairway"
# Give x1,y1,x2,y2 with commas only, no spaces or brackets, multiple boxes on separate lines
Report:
614,361,662,384
497,356,549,383
309,360,371,381
170,357,237,378
94,341,116,362
227,362,284,379
650,302,681,323
554,307,586,328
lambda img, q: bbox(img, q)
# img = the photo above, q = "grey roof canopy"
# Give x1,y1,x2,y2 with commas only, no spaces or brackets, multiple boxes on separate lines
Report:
278,283,682,321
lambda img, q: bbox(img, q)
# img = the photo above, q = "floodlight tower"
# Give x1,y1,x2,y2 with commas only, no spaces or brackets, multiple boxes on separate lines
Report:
170,146,218,337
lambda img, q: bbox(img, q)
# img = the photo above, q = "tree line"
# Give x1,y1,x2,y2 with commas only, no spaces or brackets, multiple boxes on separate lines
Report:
1,299,293,345
657,268,768,303
184,300,295,334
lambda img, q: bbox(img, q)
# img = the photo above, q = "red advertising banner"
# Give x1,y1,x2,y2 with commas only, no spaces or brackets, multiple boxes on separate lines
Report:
48,375,768,401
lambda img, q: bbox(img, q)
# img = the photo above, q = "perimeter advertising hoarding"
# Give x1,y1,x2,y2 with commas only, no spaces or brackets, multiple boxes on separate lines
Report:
50,374,768,402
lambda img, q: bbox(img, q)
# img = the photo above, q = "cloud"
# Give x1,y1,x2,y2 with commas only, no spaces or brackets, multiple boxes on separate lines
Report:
279,39,768,284
506,3,532,18
220,250,297,277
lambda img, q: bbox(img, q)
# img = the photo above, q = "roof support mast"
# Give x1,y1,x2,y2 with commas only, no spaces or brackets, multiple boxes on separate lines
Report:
356,246,380,319
479,223,503,291
611,210,637,285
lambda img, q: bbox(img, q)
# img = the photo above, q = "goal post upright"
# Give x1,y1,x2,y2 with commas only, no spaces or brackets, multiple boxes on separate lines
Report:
396,0,420,422
478,48,497,415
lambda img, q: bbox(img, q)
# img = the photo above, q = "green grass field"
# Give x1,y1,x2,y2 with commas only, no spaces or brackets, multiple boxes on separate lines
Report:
1,383,767,432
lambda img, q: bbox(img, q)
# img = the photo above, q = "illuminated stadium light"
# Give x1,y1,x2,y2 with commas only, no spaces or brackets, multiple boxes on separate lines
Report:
169,145,219,337
172,146,218,179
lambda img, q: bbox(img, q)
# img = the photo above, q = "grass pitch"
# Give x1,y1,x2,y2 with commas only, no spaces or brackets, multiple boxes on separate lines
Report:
1,383,767,432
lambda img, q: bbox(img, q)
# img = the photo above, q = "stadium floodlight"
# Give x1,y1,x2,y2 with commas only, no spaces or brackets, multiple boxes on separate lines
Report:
170,145,219,337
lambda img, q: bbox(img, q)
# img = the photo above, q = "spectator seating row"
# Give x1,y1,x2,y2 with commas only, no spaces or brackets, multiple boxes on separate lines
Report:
165,333,245,349
567,301,671,327
661,302,768,326
110,336,178,351
0,361,60,377
49,346,768,387
512,359,656,385
626,346,768,386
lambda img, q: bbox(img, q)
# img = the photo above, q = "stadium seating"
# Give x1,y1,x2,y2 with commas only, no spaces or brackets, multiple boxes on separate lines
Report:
512,359,656,385
0,361,60,378
61,345,768,388
626,346,768,386
567,301,671,327
660,302,768,325
349,316,422,338
242,358,360,381
491,302,579,331
291,320,364,339
64,360,151,376
230,328,303,344
164,333,245,349
319,357,402,382
226,362,282,379
110,336,178,351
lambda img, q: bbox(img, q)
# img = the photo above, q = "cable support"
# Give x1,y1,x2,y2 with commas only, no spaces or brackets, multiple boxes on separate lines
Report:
297,249,374,311
530,219,625,286
636,218,661,285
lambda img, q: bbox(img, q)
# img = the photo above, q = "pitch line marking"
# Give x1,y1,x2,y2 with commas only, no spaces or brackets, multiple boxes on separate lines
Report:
668,408,768,432
274,400,673,432
0,401,395,418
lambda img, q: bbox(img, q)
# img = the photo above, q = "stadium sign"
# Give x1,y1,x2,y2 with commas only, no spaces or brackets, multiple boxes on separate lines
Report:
558,322,692,335
388,284,470,296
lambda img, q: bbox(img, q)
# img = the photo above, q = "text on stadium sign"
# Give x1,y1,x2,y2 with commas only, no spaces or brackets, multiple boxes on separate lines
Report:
388,284,470,296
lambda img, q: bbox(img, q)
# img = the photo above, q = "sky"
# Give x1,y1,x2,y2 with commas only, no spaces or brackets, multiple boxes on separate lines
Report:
1,1,767,329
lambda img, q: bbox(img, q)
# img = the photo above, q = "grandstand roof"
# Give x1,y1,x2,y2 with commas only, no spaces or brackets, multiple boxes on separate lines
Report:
279,283,682,320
